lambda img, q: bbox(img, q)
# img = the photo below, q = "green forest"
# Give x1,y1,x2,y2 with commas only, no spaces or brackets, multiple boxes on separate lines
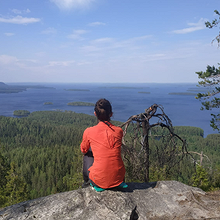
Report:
0,111,220,208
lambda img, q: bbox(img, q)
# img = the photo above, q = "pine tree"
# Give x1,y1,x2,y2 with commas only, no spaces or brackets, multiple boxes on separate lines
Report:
191,165,210,191
195,10,220,131
4,162,29,207
0,149,9,207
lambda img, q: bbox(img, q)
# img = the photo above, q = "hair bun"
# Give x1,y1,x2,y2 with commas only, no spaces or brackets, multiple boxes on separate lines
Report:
94,99,112,121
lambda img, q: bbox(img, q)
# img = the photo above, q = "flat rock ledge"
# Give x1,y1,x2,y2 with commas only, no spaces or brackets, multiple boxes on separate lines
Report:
1,181,220,220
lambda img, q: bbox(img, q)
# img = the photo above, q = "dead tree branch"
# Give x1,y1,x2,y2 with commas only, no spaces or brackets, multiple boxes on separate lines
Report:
120,104,195,183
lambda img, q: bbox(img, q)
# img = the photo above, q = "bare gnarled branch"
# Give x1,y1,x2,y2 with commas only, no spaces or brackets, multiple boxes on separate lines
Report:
120,104,194,182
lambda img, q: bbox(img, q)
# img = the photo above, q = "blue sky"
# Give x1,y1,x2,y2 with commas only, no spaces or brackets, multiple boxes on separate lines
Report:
0,0,219,83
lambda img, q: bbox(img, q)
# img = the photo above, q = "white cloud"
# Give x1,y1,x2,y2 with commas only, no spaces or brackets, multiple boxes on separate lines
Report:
91,38,113,44
67,29,87,40
48,60,75,66
0,55,37,69
11,8,31,14
0,16,40,24
80,45,101,53
139,53,172,62
21,59,38,64
4,33,15,37
88,22,106,27
0,55,18,65
80,35,152,56
77,61,92,65
130,35,152,41
41,27,57,34
50,0,94,10
172,18,206,34
11,9,22,14
25,9,31,13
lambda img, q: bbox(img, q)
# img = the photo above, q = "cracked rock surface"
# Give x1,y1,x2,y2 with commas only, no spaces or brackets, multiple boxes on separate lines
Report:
1,181,220,220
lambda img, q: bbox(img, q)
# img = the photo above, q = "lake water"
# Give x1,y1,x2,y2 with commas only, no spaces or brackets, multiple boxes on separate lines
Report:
0,83,219,137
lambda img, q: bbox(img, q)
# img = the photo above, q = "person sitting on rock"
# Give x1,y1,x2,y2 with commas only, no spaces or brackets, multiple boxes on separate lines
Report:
80,98,128,192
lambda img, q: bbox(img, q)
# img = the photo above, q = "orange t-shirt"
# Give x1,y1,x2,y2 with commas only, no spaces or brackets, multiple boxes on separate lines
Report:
80,121,125,189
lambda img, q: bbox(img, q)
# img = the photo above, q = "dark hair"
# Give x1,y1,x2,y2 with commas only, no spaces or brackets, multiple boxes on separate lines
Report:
94,98,112,121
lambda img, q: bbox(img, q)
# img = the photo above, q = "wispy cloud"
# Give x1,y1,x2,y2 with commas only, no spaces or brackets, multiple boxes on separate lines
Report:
130,35,152,41
77,61,92,65
0,55,19,65
81,35,152,55
67,29,87,40
41,27,57,34
0,55,37,67
50,0,95,10
48,60,75,66
89,35,151,46
11,9,31,14
0,16,40,24
140,53,169,62
172,18,206,34
91,37,113,44
88,22,106,27
11,9,22,14
4,33,15,37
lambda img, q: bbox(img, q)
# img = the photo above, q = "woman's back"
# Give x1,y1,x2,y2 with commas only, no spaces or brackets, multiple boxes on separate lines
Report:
81,121,125,189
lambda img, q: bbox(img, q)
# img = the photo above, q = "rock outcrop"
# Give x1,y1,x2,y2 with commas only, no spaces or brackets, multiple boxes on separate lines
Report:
1,181,220,220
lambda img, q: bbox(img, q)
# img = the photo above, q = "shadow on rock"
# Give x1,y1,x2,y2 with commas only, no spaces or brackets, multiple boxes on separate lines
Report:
116,181,157,193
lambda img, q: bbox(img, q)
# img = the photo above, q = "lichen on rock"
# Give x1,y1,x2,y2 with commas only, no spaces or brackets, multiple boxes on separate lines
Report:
1,181,220,220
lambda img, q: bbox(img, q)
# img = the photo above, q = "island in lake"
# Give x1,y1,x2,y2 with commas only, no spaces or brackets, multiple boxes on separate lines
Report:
65,89,90,91
44,102,53,105
100,86,146,89
138,91,150,94
0,82,55,94
169,92,197,96
67,102,95,106
13,110,30,116
187,87,210,93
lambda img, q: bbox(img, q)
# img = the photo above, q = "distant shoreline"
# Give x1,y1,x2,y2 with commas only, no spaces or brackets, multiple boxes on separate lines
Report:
67,102,95,106
64,89,90,91
169,92,197,96
0,82,55,94
0,82,217,137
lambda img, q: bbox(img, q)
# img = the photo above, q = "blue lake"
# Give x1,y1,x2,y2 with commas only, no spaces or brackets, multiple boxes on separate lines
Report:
0,83,219,137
